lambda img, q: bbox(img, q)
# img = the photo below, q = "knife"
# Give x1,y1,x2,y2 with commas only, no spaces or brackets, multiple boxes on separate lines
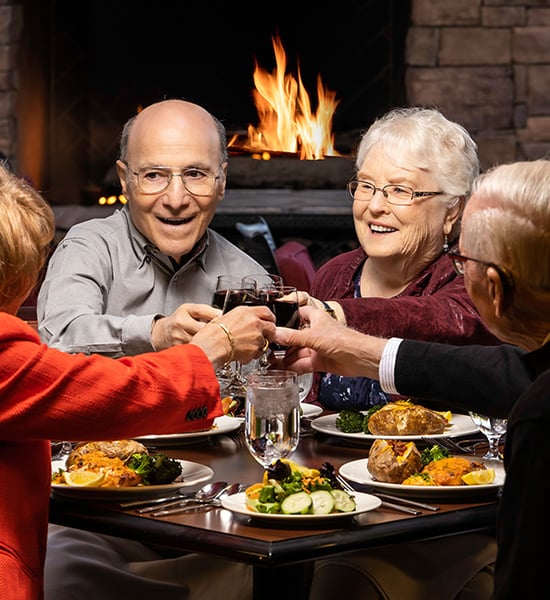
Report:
371,492,440,512
335,473,439,513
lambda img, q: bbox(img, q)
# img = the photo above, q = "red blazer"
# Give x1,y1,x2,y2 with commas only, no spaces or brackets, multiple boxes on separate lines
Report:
0,313,222,600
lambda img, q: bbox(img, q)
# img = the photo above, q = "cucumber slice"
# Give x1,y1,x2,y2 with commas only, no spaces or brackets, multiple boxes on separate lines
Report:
331,489,356,512
280,491,312,514
310,490,335,515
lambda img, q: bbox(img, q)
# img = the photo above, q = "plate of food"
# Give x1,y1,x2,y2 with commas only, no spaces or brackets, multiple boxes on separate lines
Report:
310,401,478,441
221,490,381,522
51,439,213,501
339,439,505,499
135,415,242,446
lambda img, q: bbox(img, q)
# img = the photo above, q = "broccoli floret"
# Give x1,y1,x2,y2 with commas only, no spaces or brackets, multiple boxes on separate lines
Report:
420,444,450,467
126,453,154,482
148,452,182,485
335,409,366,433
127,452,182,485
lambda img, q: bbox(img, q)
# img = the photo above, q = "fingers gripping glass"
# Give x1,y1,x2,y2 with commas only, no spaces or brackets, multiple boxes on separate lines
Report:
448,251,515,293
347,179,443,206
124,163,220,195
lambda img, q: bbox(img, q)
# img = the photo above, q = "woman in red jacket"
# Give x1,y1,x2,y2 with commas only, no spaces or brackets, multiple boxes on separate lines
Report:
0,165,275,600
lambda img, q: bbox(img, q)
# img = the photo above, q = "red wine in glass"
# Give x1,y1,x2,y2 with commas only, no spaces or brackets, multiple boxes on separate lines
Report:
212,290,228,310
259,286,299,351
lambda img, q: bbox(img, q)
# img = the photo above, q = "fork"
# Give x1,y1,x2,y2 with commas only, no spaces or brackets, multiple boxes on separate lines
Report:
334,473,430,515
422,437,472,454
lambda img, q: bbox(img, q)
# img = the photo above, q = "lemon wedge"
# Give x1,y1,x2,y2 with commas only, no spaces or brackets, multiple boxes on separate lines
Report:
63,469,105,487
438,410,453,423
461,469,495,485
280,458,320,478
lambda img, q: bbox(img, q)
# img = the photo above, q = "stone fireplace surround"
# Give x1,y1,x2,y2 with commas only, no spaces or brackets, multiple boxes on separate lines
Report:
2,0,550,202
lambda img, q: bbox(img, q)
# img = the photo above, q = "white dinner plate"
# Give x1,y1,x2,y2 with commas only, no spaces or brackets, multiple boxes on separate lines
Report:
135,415,242,446
51,459,214,502
301,403,322,418
221,491,381,522
339,457,505,499
310,413,478,441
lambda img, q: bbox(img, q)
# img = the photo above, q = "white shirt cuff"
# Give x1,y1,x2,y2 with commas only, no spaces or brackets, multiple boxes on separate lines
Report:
379,337,403,394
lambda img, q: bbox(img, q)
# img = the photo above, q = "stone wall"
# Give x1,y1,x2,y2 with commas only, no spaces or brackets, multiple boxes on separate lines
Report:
0,0,21,164
407,0,550,169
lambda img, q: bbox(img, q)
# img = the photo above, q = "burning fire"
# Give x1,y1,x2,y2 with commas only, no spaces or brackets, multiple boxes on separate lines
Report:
229,35,341,160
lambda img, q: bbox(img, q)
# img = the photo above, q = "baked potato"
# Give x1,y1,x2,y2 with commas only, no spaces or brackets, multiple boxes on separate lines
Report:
367,400,448,436
367,438,423,483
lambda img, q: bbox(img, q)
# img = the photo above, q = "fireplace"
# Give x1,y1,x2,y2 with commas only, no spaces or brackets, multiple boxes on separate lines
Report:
26,0,408,208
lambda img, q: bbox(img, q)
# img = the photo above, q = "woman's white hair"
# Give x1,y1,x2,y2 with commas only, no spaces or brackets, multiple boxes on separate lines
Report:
356,106,479,200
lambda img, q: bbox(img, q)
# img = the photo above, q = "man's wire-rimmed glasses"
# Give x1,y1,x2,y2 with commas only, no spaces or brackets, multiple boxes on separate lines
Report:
448,251,515,292
347,179,443,206
123,162,220,196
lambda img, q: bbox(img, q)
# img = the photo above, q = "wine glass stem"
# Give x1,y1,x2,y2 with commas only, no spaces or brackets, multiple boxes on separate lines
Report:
486,435,501,459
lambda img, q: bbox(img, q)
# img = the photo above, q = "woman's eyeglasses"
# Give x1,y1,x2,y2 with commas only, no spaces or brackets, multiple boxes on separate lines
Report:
448,251,515,292
347,179,443,206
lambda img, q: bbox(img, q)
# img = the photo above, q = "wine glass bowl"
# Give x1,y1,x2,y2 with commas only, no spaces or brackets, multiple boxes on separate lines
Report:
245,370,300,469
260,285,299,352
468,412,507,460
213,276,257,390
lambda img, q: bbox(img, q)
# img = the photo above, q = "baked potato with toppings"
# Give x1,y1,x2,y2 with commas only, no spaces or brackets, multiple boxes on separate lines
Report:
367,439,423,483
367,400,448,436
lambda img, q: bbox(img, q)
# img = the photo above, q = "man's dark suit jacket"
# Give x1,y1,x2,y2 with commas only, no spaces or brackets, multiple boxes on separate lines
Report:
394,341,536,417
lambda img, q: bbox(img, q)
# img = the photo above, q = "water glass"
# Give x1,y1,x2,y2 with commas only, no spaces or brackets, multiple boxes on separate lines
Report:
468,412,507,460
245,370,300,469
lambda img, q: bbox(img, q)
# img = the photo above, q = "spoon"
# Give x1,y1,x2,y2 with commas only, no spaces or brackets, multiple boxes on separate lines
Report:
151,482,242,517
120,480,228,511
135,480,229,514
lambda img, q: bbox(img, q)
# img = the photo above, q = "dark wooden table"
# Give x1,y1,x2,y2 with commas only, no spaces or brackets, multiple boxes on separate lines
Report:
49,423,498,600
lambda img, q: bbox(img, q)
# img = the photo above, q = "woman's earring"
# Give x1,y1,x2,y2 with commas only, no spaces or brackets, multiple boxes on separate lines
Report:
443,234,449,253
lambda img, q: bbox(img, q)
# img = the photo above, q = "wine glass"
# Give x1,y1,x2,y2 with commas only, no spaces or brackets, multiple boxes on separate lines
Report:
219,277,258,393
212,276,242,381
245,370,300,469
242,274,283,373
468,412,507,460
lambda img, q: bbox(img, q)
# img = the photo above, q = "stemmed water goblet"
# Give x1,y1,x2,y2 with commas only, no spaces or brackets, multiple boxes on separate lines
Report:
468,412,507,460
244,370,300,469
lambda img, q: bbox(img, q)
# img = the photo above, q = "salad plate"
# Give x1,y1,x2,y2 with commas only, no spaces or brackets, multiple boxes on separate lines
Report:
135,415,242,446
51,459,213,502
339,457,505,499
221,491,381,522
310,413,478,442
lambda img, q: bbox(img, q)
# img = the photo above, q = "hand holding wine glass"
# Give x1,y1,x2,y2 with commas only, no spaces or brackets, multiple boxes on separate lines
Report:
245,370,300,469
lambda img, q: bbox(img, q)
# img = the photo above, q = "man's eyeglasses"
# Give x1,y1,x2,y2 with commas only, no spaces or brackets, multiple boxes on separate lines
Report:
347,179,443,206
124,163,220,196
448,251,515,292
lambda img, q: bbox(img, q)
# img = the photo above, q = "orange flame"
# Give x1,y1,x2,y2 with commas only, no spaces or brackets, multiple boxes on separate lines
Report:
232,35,341,160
